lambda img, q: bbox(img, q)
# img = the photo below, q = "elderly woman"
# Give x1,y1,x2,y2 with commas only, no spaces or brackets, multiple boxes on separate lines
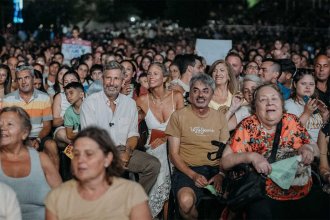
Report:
136,62,184,218
45,127,151,220
285,69,329,142
208,60,239,109
225,75,263,131
0,106,62,220
221,84,319,219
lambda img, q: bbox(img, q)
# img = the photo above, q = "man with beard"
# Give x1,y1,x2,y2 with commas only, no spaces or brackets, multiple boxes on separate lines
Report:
80,61,160,194
165,74,229,220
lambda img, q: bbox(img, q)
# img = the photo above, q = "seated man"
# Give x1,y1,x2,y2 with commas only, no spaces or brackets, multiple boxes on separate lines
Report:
3,65,58,169
80,61,160,194
165,73,229,220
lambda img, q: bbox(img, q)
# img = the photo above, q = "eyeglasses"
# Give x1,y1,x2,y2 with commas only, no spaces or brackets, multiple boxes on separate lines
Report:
247,65,259,70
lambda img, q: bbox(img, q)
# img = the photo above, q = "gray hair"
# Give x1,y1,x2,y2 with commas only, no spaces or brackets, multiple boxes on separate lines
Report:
243,74,263,89
16,65,35,77
189,73,216,93
103,61,125,78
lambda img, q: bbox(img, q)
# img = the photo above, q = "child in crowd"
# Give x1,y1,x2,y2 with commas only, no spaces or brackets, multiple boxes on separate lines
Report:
63,82,85,142
87,64,103,96
133,72,149,100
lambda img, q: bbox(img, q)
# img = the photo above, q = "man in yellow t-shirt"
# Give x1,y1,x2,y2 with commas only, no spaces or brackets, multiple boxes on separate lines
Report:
166,73,229,220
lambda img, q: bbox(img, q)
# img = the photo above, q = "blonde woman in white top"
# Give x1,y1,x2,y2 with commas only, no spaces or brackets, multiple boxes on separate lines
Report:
208,60,239,110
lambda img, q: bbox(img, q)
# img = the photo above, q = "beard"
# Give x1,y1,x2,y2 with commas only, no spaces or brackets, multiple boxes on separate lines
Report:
104,85,120,98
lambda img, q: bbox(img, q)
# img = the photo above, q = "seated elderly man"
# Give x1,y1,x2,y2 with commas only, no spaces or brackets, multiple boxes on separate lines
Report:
165,73,229,220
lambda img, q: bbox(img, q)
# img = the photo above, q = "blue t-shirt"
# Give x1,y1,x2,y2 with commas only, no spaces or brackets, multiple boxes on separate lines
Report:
277,82,291,100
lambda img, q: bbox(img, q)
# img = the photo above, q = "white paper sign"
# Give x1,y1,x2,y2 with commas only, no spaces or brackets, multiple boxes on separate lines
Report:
195,39,232,65
61,38,92,64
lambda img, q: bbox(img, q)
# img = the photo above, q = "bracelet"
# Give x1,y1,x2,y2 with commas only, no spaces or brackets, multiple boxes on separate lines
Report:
218,171,226,178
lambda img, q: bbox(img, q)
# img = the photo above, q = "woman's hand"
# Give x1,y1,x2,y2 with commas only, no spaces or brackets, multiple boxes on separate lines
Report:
228,93,244,114
317,100,329,122
250,152,272,175
298,145,314,165
150,137,167,149
208,173,225,193
303,98,318,115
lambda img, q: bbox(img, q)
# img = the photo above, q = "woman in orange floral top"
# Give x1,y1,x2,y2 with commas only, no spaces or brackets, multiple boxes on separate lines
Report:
222,83,318,219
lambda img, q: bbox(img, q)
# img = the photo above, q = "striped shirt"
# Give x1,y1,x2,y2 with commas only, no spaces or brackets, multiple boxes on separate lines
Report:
3,89,53,137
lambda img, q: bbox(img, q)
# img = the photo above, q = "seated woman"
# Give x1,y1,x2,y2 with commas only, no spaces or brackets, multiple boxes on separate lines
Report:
0,106,62,220
226,74,263,131
208,60,239,110
222,83,319,219
45,127,152,220
285,69,329,142
136,62,184,218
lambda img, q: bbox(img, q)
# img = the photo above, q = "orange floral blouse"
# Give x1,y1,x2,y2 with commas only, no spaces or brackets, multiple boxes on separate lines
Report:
229,113,312,200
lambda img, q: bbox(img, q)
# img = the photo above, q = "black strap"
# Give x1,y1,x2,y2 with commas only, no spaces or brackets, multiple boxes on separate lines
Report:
267,120,282,163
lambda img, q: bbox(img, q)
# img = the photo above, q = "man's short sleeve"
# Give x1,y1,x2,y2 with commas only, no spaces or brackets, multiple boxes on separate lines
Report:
42,96,53,121
165,111,181,138
218,111,230,143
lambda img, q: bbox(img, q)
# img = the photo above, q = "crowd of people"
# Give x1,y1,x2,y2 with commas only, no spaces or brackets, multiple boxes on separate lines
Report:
0,24,329,220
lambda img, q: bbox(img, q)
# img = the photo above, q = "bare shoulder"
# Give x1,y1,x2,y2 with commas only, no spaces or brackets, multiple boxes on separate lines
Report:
53,93,62,104
173,91,183,99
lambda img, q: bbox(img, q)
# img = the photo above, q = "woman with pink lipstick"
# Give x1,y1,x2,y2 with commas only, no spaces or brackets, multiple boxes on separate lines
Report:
208,60,239,110
285,69,329,142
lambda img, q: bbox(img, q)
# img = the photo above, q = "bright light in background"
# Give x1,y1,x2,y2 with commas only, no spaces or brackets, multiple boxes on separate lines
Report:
130,16,136,22
13,0,24,23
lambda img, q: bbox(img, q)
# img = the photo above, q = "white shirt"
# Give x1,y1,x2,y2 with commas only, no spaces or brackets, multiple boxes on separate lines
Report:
0,182,22,220
285,98,323,142
80,91,139,146
235,105,251,124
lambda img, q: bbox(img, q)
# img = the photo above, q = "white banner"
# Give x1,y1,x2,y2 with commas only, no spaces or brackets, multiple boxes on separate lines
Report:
195,39,232,65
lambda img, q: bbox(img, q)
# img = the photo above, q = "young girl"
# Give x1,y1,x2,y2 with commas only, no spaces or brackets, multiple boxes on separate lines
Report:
76,62,92,93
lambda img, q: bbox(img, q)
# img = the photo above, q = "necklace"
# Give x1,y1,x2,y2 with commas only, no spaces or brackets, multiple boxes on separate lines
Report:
150,92,166,105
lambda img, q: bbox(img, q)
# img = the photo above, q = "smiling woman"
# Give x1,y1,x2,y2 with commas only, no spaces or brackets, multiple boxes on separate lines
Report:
208,59,239,109
0,106,62,220
221,83,320,219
